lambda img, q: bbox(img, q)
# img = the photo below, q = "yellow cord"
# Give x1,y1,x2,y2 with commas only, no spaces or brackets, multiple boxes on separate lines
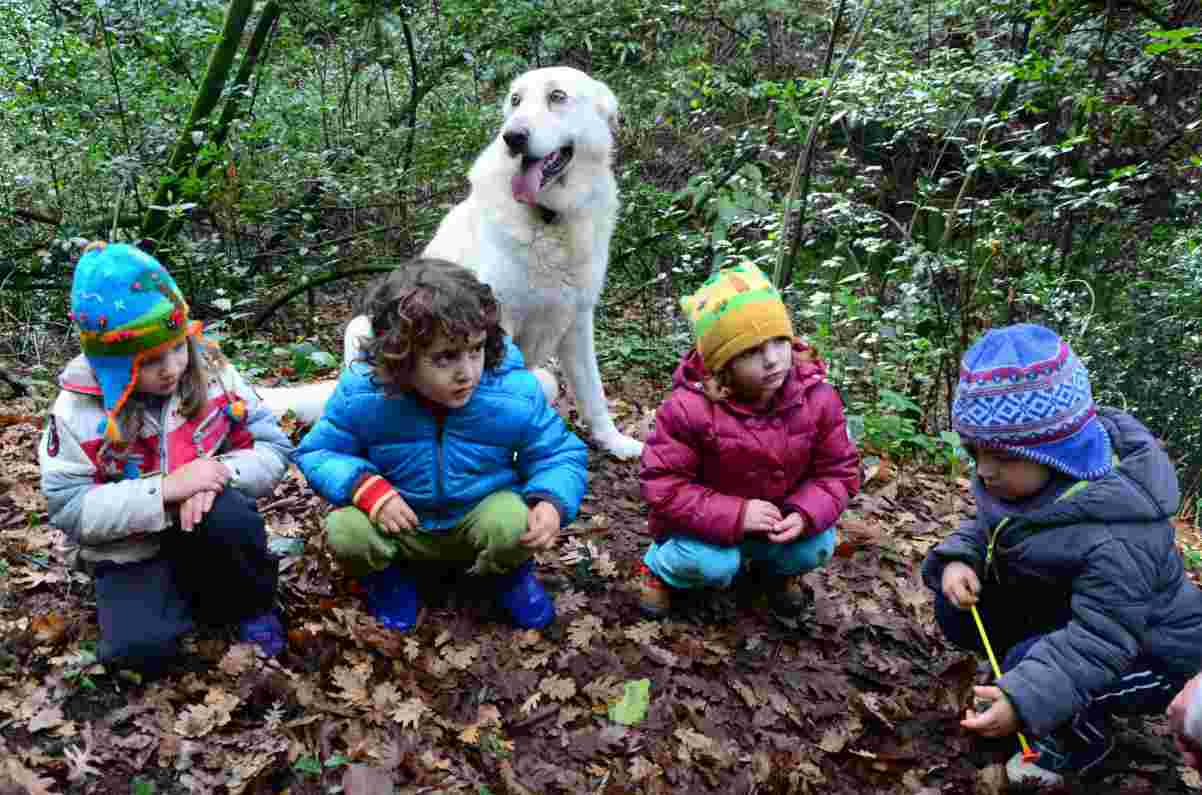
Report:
970,604,1038,761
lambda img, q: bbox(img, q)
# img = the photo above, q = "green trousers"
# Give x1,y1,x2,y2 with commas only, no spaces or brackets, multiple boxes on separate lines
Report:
325,490,531,578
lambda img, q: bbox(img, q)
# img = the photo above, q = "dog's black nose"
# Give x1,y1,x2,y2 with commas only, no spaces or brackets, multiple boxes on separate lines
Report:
503,129,528,154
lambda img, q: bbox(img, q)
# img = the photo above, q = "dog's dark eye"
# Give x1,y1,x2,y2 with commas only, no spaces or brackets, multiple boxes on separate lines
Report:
548,89,567,104
510,93,521,107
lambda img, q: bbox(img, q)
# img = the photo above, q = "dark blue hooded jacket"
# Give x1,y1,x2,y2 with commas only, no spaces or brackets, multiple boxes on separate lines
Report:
923,409,1202,736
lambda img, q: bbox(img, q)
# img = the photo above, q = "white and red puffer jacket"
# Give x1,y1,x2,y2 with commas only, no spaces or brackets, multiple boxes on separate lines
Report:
39,352,293,567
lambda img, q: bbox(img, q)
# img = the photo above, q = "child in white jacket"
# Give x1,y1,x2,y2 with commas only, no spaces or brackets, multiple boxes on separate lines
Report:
39,242,293,669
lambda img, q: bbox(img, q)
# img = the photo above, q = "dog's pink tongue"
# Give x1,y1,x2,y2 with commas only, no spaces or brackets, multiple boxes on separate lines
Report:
511,157,546,205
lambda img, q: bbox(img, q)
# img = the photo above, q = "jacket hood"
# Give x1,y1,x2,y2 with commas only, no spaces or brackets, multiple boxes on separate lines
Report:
59,354,103,396
493,338,525,377
672,340,828,412
1012,409,1179,527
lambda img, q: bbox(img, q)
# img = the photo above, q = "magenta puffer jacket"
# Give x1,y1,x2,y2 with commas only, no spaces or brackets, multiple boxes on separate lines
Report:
640,343,860,547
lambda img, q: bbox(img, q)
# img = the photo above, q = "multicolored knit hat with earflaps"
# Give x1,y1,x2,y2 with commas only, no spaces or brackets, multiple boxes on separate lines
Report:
70,242,202,444
952,323,1113,481
680,262,795,373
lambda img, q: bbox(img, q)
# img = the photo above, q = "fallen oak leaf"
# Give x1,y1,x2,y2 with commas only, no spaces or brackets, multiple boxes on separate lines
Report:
567,615,603,649
520,692,542,715
623,621,661,644
391,697,427,729
63,727,102,781
539,675,576,702
2,757,58,795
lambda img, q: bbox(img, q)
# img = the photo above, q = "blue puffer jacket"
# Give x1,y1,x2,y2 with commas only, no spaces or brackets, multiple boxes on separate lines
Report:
923,409,1202,736
294,340,588,531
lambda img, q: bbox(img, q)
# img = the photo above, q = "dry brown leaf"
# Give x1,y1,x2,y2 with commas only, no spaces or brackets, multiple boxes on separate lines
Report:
593,550,618,578
2,757,58,795
520,650,552,670
63,727,101,782
731,680,759,708
539,675,577,702
975,763,1007,795
16,568,67,591
442,642,479,670
514,629,544,648
332,662,372,706
623,621,661,644
818,726,848,753
419,749,450,771
567,615,603,649
372,682,401,711
520,692,542,714
642,643,680,668
628,755,661,783
218,643,258,677
31,613,69,645
391,698,426,729
555,589,588,615
583,674,622,705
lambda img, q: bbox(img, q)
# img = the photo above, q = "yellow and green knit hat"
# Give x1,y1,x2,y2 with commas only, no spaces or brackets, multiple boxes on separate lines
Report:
680,263,794,372
70,241,202,443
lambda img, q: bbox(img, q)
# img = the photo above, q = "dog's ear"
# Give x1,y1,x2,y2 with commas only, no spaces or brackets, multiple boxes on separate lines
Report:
594,83,621,136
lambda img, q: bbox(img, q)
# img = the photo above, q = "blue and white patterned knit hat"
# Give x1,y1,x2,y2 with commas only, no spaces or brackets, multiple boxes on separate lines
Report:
952,323,1112,481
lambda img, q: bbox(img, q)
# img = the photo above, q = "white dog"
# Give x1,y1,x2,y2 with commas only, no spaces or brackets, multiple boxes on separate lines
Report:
340,66,642,459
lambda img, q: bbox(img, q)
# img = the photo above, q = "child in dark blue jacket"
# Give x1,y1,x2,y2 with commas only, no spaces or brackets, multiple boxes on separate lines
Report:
923,324,1202,786
295,258,588,631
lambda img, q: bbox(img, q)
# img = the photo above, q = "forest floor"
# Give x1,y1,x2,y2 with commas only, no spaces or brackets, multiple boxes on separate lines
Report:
1,294,1200,795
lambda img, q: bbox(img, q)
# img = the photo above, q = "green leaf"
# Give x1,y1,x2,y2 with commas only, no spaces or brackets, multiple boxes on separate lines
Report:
607,678,651,725
131,777,156,795
293,756,322,776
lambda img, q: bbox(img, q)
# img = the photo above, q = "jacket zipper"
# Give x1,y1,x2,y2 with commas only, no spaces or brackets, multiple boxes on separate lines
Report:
984,479,1092,581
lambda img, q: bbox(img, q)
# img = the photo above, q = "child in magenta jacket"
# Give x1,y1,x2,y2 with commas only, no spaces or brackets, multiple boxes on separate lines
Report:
638,263,860,617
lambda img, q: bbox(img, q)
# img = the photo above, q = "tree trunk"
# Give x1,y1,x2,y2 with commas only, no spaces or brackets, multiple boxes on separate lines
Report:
141,0,256,247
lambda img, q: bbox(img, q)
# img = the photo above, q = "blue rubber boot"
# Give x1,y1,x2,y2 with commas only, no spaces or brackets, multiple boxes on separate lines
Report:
496,560,555,629
237,612,286,657
358,566,419,632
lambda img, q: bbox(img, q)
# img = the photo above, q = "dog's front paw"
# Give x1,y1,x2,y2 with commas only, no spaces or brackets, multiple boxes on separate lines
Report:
595,431,644,461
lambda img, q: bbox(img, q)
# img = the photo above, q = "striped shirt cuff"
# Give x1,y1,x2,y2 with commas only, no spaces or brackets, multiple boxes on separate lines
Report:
352,475,399,523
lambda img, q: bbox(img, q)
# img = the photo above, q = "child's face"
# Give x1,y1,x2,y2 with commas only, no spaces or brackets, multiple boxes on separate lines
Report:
970,446,1052,502
135,339,189,397
726,336,793,407
411,330,487,409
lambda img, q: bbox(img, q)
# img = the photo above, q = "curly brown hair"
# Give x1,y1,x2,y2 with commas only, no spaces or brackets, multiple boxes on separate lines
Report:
357,258,506,393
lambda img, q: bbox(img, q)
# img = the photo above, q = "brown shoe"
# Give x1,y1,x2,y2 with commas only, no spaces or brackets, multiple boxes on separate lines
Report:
763,575,811,617
637,563,672,619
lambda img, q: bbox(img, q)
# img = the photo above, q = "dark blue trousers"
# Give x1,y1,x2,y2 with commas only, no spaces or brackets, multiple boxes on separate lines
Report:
934,590,1186,733
93,489,277,668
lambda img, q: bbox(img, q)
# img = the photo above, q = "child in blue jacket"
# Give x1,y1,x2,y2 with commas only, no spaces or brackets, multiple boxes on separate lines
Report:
295,258,588,631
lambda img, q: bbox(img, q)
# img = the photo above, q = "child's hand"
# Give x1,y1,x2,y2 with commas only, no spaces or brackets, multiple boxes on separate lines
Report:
941,561,981,608
1168,673,1202,769
179,490,217,532
375,495,418,535
768,513,807,544
742,499,783,534
521,502,561,550
163,458,231,503
961,685,1019,737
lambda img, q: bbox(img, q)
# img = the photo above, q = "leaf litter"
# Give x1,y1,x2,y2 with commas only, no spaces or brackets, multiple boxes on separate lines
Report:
0,387,1197,794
